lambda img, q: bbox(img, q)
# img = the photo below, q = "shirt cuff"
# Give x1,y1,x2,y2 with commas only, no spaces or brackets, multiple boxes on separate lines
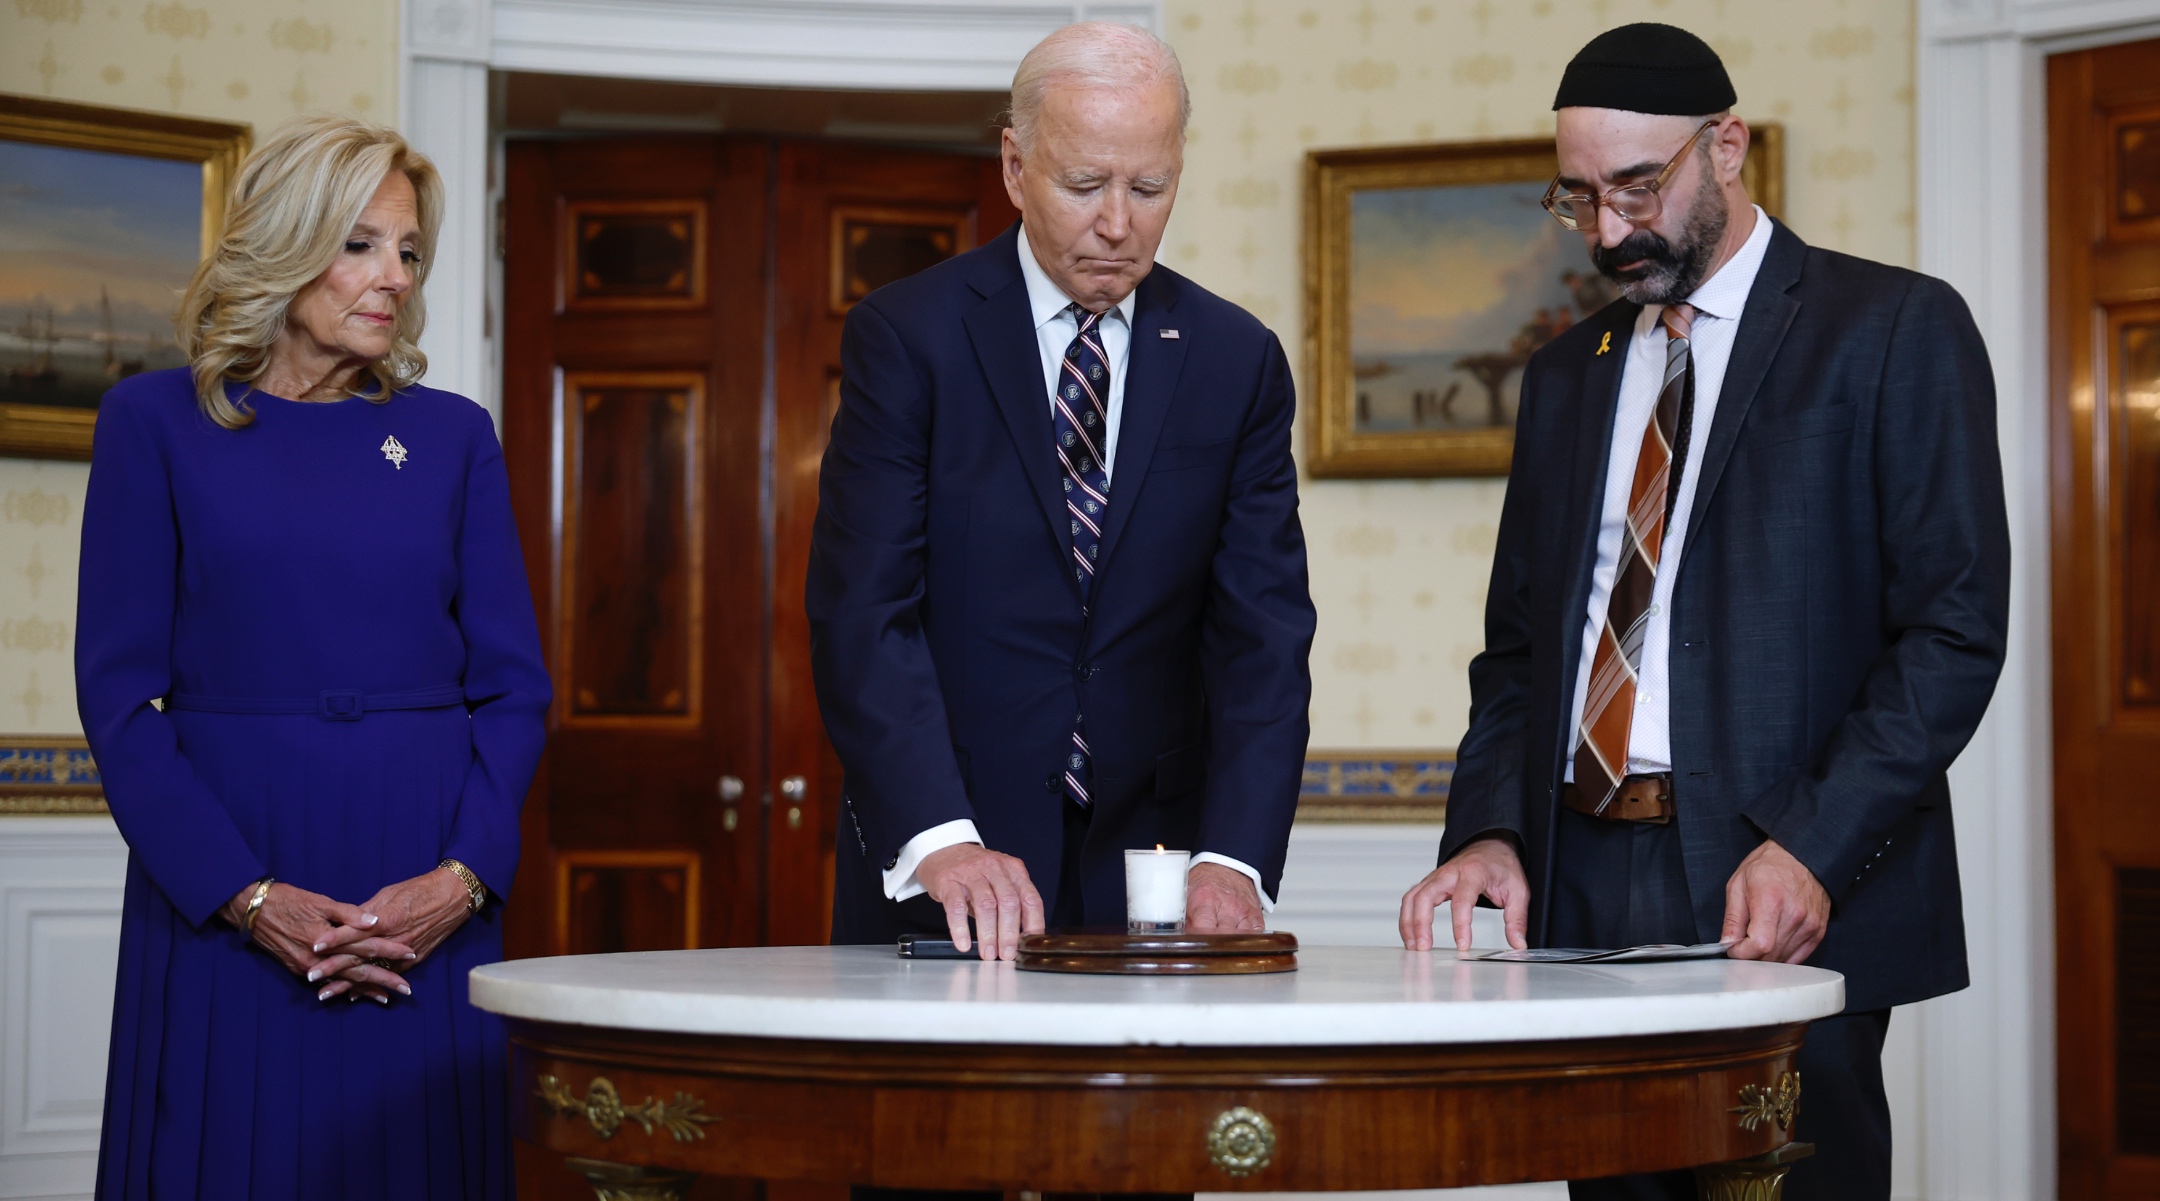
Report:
1193,852,1275,912
884,819,983,901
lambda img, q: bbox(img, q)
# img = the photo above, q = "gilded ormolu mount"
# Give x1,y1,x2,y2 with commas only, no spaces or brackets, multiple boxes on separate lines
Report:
537,1073,713,1142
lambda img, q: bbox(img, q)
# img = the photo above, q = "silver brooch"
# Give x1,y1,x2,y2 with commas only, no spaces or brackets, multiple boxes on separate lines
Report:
380,435,408,469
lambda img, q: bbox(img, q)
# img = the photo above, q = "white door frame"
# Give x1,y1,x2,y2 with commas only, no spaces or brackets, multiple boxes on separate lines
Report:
397,0,1162,419
1919,1,2160,1197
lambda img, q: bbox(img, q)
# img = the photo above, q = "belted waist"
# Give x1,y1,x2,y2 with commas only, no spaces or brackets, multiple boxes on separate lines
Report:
166,685,466,721
1561,773,1675,825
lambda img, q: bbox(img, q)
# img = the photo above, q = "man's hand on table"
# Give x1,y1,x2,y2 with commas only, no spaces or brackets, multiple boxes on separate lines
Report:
1721,838,1830,965
1186,862,1267,932
917,843,1045,961
1398,834,1530,952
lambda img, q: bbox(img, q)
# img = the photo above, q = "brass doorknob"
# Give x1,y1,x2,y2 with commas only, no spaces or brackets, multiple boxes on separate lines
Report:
780,776,807,801
717,775,744,801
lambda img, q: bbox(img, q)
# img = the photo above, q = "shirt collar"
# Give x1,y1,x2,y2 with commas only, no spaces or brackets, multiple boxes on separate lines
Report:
1017,223,1137,331
1671,203,1773,324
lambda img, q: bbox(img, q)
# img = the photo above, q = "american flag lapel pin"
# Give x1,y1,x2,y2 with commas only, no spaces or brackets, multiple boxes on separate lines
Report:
1160,329,1180,339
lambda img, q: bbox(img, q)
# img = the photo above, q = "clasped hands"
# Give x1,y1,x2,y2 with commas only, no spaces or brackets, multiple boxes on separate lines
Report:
1397,833,1831,964
219,867,475,1004
917,843,1265,961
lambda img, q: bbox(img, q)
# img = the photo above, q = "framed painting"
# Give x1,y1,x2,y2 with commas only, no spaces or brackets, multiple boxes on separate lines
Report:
1304,124,1782,478
0,94,250,459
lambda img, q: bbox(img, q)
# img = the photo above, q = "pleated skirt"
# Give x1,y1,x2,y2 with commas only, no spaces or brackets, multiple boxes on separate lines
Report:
95,708,513,1201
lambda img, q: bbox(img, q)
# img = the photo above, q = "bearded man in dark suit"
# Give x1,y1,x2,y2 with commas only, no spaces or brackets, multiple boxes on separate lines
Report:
1399,24,2009,1201
809,21,1314,964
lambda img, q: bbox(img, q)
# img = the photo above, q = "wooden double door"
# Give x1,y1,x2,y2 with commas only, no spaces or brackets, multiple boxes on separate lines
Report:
2052,37,2160,1199
497,136,1014,965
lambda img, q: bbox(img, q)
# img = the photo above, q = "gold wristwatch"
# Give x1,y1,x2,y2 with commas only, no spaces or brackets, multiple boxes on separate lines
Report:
440,859,487,913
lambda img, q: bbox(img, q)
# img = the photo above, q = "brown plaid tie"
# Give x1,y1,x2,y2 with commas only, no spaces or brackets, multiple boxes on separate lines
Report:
1573,304,1695,812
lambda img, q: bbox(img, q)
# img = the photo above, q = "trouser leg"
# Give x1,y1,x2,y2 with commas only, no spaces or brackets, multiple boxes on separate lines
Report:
1052,797,1092,930
1552,810,1698,1201
1780,1009,1893,1200
1551,808,1896,1200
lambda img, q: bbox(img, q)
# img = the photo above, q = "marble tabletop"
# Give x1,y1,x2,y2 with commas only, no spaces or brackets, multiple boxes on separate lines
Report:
469,945,1843,1047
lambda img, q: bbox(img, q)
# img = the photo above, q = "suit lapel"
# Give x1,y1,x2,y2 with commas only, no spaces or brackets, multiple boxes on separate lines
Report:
961,234,1077,595
1677,221,1805,564
1094,270,1187,580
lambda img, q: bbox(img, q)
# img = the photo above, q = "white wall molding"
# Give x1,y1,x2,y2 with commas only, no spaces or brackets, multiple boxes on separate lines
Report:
406,0,493,63
492,0,1157,91
0,817,127,1201
1916,2,2160,1197
401,0,496,416
398,0,1162,422
403,56,495,416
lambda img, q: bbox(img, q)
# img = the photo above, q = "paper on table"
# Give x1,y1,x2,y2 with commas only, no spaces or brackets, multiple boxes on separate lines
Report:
1459,939,1738,964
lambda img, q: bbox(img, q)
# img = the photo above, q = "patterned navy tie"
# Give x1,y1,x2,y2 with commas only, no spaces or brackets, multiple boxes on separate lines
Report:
1054,303,1112,806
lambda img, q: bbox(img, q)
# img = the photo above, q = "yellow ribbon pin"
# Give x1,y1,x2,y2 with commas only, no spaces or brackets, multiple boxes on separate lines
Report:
1596,331,1612,356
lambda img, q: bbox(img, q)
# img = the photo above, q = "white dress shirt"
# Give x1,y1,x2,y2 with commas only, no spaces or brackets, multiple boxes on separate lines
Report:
882,228,1271,909
1565,206,1773,781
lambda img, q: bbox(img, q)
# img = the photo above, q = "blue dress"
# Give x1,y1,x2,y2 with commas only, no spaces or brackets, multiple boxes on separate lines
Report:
74,369,550,1200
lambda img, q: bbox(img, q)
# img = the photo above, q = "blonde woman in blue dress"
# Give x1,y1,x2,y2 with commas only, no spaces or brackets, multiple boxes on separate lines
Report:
76,114,549,1199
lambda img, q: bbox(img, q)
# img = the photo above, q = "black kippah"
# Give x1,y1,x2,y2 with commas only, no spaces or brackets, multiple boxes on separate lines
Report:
1553,23,1736,115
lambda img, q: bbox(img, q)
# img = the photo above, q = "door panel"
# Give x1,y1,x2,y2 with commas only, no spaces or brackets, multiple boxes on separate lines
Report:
504,137,769,965
555,849,702,955
559,372,703,726
2051,39,2160,1200
563,200,708,310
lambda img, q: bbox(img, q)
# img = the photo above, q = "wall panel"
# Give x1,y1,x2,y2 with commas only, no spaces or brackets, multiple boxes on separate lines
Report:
0,817,126,1201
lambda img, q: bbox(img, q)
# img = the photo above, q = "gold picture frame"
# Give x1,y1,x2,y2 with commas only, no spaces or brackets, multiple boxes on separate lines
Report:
1305,123,1782,478
0,93,250,459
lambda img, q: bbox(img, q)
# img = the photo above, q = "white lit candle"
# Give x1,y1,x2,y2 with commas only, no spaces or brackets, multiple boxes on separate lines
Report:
1124,845,1191,934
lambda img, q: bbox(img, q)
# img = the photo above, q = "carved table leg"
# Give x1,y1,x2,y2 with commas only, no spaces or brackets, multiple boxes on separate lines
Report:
565,1157,700,1201
1694,1142,1813,1200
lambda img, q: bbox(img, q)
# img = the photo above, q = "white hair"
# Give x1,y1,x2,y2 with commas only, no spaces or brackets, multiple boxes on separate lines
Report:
1009,21,1191,152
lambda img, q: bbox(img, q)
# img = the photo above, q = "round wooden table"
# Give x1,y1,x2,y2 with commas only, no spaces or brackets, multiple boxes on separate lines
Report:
471,945,1842,1200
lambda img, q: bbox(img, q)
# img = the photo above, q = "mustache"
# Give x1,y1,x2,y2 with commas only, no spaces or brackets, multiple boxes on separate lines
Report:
1589,230,1679,281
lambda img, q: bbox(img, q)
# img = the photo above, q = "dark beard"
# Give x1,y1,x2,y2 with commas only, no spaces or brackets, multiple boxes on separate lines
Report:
1588,181,1728,307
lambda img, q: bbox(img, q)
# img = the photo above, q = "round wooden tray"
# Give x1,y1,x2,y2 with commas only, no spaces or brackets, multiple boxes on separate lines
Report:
1016,930,1299,974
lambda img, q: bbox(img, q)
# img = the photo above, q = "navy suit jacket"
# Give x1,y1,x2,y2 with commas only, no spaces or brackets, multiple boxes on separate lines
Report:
808,223,1316,941
1438,221,2010,1012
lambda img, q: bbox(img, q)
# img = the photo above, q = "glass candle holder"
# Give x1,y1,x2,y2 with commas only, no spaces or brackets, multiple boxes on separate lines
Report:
1124,846,1191,934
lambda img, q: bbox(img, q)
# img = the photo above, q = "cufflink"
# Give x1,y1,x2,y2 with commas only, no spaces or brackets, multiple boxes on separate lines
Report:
885,856,898,871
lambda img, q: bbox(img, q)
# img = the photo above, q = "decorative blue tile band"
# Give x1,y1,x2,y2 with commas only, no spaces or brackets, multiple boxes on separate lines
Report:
1298,750,1453,822
0,737,106,813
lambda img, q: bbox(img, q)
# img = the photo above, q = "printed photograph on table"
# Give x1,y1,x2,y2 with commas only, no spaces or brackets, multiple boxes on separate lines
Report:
1305,126,1780,477
0,94,250,458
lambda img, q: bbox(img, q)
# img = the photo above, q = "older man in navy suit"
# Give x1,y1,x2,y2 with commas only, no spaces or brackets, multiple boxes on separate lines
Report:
808,22,1314,962
1400,24,2009,1201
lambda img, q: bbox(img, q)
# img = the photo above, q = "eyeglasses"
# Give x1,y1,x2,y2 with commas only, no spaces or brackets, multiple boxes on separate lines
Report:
1541,119,1718,232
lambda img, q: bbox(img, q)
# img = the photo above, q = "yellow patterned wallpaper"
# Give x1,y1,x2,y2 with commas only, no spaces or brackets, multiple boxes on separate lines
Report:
0,0,397,734
1160,0,1915,749
0,461,80,734
2,0,397,129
